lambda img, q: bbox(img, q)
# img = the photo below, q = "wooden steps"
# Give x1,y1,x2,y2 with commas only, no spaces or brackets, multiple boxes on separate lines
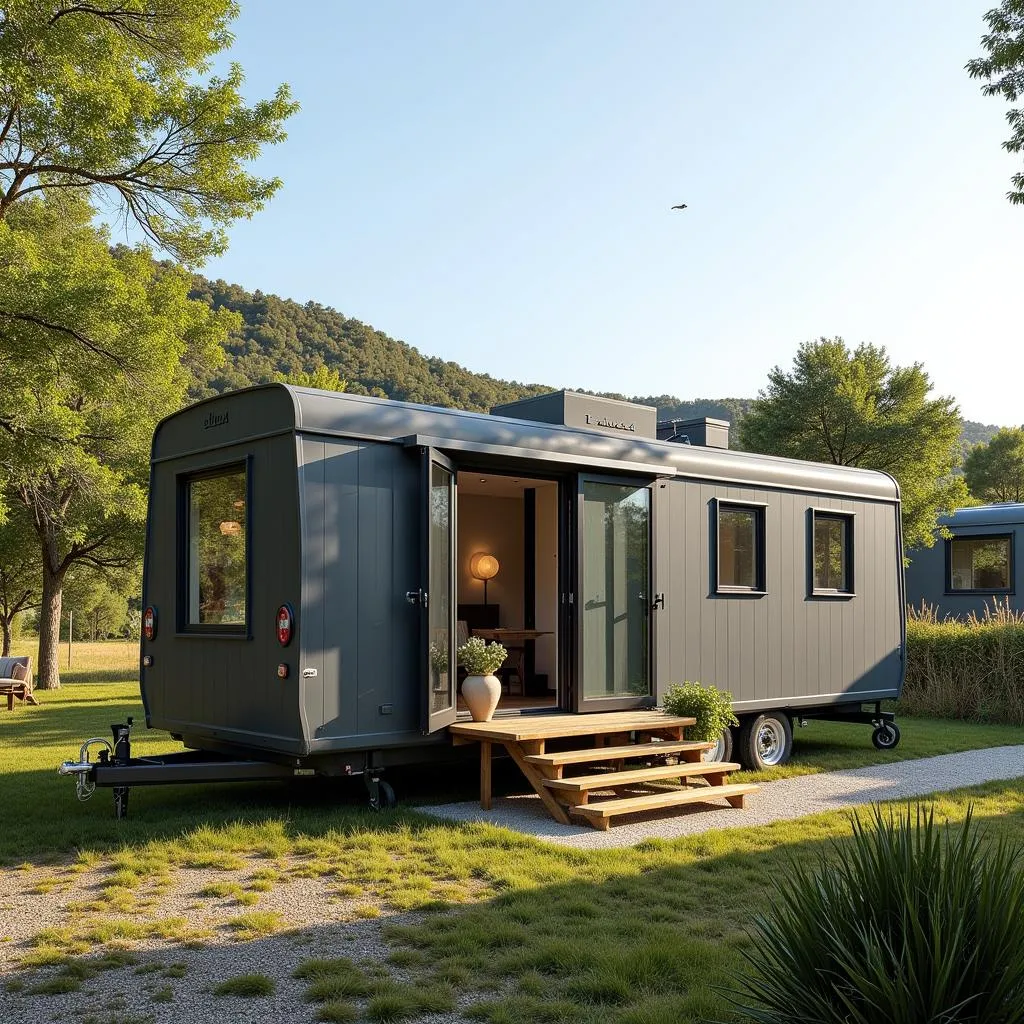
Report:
570,783,759,830
449,710,758,830
543,761,742,794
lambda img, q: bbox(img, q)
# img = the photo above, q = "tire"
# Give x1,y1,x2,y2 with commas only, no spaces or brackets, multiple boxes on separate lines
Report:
701,727,735,764
872,722,901,751
367,778,396,812
738,713,793,770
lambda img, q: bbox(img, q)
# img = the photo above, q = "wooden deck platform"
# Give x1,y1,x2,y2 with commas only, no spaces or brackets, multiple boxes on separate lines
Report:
449,711,758,830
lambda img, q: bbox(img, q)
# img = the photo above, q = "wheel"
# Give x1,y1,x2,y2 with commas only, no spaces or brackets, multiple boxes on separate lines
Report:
872,722,901,750
113,786,129,820
367,778,396,812
701,727,734,764
738,713,793,770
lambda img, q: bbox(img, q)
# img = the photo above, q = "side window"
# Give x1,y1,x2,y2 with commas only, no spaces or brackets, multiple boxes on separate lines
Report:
716,501,766,593
947,535,1012,593
811,511,854,595
184,465,248,629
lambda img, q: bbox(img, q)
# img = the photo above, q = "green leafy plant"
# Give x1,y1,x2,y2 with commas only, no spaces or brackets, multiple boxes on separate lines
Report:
731,804,1024,1023
457,636,507,676
661,682,737,742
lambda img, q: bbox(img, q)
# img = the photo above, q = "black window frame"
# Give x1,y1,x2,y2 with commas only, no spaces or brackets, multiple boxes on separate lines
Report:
809,509,855,598
945,533,1014,596
176,458,253,638
713,498,768,595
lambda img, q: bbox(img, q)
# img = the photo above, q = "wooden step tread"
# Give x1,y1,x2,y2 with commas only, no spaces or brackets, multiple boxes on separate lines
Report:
571,783,759,824
449,711,695,743
545,761,741,793
525,739,712,768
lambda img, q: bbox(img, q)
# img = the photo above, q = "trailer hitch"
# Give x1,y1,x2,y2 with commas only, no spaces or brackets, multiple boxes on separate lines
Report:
58,736,113,802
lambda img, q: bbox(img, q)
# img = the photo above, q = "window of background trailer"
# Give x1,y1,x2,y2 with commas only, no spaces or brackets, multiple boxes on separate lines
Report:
718,504,764,590
948,536,1011,592
187,468,248,625
813,512,853,592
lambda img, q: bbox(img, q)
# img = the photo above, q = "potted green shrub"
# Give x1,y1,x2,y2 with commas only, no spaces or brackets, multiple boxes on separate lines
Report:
457,636,508,722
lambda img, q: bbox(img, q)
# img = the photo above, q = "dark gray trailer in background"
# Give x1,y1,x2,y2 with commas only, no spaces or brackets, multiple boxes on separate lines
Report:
62,385,906,814
905,503,1023,619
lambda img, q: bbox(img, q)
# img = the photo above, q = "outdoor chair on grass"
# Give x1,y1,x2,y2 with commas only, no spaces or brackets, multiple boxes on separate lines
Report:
0,655,38,710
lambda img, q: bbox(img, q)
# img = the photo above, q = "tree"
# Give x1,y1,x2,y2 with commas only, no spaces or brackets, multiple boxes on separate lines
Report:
967,0,1024,204
738,339,968,551
0,1,298,264
964,427,1024,502
0,503,41,656
0,197,233,688
290,364,348,392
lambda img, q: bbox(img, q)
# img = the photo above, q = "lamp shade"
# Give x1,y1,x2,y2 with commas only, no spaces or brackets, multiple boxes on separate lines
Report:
469,552,500,581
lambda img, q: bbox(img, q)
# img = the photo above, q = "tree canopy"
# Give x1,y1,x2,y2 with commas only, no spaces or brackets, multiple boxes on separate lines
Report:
964,427,1024,503
0,196,233,685
0,0,297,263
737,338,968,551
967,0,1024,204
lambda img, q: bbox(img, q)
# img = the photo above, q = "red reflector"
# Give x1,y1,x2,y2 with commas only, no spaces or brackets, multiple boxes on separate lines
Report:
276,604,294,646
143,606,156,642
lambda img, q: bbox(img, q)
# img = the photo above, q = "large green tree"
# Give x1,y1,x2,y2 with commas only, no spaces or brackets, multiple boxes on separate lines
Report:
967,0,1024,204
0,197,233,687
738,339,968,551
0,503,40,656
964,427,1024,502
0,0,297,263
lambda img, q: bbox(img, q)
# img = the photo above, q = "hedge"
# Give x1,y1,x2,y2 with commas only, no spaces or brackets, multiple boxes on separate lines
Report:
903,602,1024,725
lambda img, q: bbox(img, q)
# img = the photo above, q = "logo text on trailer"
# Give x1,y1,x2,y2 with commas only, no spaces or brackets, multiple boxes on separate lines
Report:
203,410,230,430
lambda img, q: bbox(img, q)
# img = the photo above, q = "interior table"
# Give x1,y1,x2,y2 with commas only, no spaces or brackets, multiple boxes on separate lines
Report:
470,628,553,694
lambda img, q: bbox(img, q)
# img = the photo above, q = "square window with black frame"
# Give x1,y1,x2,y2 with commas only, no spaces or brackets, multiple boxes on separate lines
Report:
948,536,1011,592
187,468,248,626
717,504,763,590
813,512,853,593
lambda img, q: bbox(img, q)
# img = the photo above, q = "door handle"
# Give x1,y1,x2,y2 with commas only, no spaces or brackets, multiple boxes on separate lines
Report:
405,589,428,607
652,593,665,611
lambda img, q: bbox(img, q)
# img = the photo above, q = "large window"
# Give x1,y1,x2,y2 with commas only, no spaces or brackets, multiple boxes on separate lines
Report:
186,467,248,627
812,511,854,594
947,535,1012,593
717,502,766,592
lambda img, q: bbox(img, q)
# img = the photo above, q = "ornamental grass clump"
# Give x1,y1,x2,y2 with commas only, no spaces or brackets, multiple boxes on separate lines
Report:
731,804,1024,1024
456,636,507,676
661,682,737,742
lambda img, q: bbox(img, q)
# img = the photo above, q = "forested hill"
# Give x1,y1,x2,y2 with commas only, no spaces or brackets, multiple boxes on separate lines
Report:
188,276,999,444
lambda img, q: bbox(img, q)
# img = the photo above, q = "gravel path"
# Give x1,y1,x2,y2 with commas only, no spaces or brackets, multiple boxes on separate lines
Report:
418,745,1024,848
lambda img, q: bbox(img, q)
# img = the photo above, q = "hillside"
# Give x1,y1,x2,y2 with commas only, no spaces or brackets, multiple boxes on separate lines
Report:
189,276,1002,445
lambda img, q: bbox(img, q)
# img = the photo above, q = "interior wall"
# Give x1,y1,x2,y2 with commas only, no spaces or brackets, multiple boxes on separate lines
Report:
457,494,524,628
533,484,559,689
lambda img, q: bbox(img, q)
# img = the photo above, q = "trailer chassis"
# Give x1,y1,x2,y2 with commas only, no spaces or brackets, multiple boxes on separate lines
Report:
58,718,396,818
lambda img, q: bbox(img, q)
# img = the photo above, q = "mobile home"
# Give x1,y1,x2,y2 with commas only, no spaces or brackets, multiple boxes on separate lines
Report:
130,384,904,793
905,503,1023,619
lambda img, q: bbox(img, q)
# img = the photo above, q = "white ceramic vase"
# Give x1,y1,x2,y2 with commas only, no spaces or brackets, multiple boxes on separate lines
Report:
461,673,502,722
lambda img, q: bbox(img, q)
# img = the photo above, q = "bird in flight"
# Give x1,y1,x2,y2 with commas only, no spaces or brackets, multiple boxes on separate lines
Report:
671,203,688,210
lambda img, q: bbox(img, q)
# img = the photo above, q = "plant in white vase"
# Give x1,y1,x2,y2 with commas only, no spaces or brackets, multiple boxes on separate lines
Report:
457,636,508,722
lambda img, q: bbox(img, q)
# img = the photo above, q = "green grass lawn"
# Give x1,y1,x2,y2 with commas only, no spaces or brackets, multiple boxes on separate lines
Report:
6,670,1024,1022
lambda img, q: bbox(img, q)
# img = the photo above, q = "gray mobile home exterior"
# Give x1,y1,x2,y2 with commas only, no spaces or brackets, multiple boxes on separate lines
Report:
139,385,905,776
905,503,1023,619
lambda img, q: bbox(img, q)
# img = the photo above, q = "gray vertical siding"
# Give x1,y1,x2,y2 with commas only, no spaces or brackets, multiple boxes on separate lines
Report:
299,438,420,745
654,481,902,709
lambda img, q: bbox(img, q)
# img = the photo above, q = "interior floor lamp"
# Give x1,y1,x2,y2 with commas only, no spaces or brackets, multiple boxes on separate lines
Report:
470,552,500,604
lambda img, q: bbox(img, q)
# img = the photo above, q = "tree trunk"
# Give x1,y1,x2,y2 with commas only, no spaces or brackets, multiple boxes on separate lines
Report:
0,616,11,658
36,558,64,690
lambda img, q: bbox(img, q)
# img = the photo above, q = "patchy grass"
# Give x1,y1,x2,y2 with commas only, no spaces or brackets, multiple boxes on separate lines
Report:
225,911,286,941
213,973,276,997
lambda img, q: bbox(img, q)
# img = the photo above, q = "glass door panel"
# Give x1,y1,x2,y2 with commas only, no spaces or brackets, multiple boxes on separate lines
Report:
578,479,652,709
423,452,457,733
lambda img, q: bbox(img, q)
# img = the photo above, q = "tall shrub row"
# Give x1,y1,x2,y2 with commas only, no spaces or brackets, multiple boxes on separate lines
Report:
902,603,1024,725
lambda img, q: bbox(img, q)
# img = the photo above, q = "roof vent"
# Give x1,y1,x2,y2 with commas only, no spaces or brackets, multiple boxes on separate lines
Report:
491,390,657,439
656,417,730,449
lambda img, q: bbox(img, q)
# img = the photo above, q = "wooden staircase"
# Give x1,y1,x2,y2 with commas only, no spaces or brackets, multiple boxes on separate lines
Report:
450,711,757,831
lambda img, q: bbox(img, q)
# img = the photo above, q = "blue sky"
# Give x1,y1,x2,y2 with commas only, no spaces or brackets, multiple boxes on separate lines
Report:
201,1,1023,424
